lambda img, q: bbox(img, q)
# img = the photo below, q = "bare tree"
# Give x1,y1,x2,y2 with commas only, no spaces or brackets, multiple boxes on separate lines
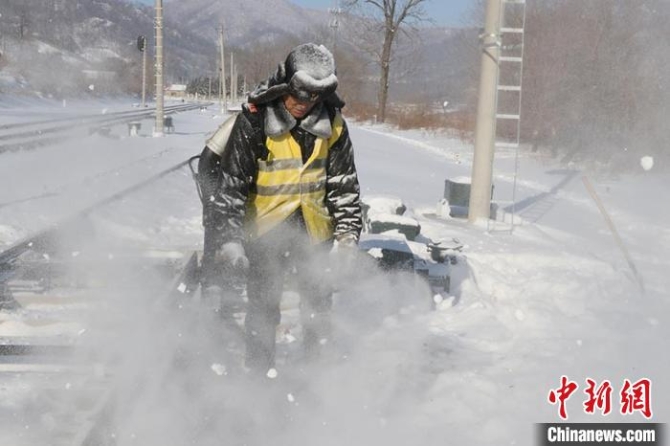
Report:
299,23,369,106
343,0,428,123
237,35,302,89
516,0,670,170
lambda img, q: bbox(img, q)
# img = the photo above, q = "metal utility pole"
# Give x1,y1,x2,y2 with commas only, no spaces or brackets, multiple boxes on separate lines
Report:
219,25,227,112
234,65,239,104
154,0,165,137
232,65,237,105
329,0,341,50
230,51,235,105
0,13,4,57
468,0,502,223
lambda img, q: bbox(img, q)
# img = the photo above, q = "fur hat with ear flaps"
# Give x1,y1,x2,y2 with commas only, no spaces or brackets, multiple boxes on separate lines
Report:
248,43,344,108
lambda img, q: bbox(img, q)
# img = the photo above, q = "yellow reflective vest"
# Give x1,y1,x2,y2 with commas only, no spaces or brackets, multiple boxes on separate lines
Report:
247,113,344,243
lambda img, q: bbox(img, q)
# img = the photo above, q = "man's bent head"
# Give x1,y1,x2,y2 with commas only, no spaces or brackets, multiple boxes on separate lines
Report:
284,43,338,103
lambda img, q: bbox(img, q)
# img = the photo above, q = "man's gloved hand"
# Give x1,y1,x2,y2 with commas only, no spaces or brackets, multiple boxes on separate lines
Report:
215,241,249,275
329,234,358,278
330,233,358,253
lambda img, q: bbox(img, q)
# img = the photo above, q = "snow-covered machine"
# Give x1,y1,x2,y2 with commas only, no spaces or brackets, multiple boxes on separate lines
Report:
359,195,463,298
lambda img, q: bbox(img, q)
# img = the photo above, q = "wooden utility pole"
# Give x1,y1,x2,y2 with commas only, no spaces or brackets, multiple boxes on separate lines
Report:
154,0,165,136
468,0,502,223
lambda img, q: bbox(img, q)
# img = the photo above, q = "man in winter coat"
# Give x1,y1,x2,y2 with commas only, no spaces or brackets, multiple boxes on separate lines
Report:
198,43,362,374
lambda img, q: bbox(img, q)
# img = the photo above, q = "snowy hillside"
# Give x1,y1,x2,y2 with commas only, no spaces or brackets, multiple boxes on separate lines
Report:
0,0,217,95
164,0,327,44
0,99,667,445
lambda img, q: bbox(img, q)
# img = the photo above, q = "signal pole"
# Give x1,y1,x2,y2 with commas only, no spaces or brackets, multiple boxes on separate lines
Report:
137,35,147,107
142,44,147,107
468,0,501,223
154,0,165,137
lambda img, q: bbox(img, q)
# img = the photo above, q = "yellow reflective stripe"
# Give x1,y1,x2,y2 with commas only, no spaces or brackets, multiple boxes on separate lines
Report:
256,168,325,189
256,158,327,173
257,159,304,172
255,181,326,196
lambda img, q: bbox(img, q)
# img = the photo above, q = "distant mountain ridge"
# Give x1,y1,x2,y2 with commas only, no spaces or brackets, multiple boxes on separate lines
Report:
0,0,475,106
0,0,218,95
164,0,328,45
0,0,341,96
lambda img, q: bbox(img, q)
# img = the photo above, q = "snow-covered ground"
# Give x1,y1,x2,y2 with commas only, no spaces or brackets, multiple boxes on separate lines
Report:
0,98,667,445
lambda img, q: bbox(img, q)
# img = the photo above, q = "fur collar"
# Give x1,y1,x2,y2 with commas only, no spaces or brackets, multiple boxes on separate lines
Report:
264,101,332,139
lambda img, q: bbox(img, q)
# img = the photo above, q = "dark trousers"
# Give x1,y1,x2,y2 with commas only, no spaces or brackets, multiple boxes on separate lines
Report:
201,225,221,289
244,225,332,373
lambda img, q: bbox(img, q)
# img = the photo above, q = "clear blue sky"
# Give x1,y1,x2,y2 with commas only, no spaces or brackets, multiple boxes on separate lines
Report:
288,0,472,27
136,0,472,28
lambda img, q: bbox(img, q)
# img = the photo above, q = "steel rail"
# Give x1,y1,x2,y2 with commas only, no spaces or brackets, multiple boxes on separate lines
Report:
0,158,190,267
0,102,199,132
0,103,209,153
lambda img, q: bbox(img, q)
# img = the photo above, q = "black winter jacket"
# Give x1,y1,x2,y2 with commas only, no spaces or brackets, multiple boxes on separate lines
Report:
205,101,362,247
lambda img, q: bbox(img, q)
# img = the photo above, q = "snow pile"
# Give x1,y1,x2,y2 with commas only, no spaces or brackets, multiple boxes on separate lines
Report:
0,101,667,446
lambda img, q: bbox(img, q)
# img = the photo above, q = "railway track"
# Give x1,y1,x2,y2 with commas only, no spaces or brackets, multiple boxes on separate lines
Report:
0,253,201,446
0,157,203,446
0,147,175,210
0,102,209,153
